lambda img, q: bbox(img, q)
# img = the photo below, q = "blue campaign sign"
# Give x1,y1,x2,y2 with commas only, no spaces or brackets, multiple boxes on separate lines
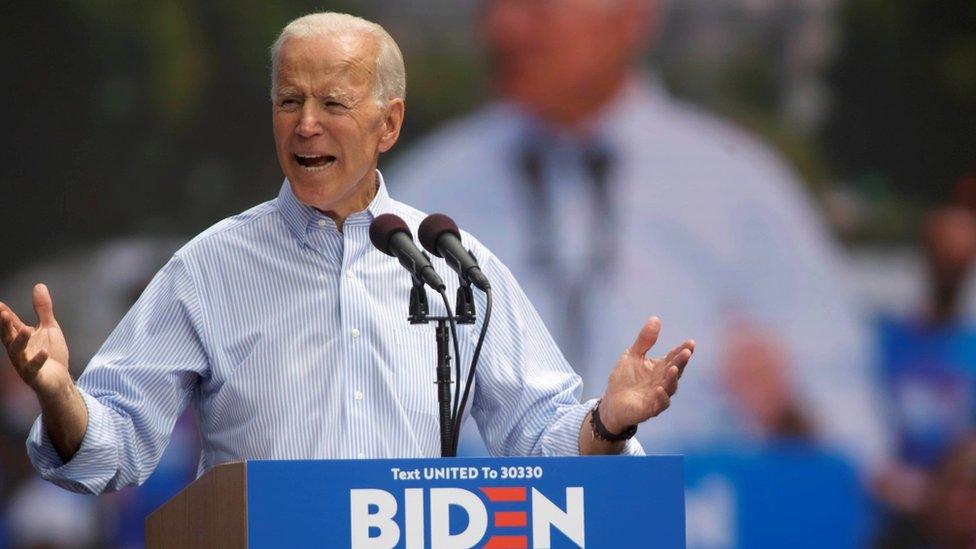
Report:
245,456,684,548
684,443,869,548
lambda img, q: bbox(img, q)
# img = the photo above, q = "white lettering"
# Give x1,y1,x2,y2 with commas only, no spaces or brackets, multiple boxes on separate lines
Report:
404,488,425,549
532,487,585,548
350,489,400,548
422,467,481,480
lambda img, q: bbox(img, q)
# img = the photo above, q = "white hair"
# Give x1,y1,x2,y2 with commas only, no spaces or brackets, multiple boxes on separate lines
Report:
269,12,406,103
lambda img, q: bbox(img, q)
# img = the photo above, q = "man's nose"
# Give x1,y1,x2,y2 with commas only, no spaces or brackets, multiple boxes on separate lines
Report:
296,103,323,137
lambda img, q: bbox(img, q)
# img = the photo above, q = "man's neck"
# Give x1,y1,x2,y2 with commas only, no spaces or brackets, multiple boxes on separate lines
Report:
506,72,629,134
305,171,380,233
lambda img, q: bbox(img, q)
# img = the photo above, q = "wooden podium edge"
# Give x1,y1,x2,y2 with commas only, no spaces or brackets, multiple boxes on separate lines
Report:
145,461,248,548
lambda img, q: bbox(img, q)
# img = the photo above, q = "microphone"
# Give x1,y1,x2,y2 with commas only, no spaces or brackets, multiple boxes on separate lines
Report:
419,214,491,291
370,214,446,291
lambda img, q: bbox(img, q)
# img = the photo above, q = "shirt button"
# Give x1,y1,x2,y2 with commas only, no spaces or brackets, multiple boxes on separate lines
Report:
357,452,366,459
355,390,364,401
346,270,354,279
351,328,361,339
316,219,327,227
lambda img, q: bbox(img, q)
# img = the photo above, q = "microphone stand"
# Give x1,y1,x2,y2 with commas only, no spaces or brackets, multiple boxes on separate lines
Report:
406,271,479,458
407,273,456,458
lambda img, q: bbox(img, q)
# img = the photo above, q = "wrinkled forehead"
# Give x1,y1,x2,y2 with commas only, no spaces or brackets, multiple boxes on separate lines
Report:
275,33,378,92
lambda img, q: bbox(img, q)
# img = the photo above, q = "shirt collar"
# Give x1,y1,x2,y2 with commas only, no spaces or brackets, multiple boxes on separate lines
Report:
276,170,396,244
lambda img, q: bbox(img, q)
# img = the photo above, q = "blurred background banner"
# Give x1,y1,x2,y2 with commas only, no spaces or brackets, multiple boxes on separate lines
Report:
684,442,869,548
2,0,975,547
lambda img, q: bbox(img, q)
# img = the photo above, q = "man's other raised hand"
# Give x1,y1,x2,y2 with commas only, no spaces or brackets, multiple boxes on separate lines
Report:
0,284,71,398
599,317,695,435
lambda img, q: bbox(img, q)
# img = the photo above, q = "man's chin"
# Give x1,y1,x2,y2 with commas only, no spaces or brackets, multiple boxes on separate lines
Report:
287,166,340,189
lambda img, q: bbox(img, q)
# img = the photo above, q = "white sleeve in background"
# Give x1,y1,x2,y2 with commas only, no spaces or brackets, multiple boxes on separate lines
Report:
729,147,893,473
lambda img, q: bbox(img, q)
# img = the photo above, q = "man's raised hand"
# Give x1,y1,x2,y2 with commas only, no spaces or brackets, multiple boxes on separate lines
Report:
0,284,71,397
598,317,695,434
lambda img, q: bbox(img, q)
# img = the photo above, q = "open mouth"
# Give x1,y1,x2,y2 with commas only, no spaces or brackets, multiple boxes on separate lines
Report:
294,154,336,171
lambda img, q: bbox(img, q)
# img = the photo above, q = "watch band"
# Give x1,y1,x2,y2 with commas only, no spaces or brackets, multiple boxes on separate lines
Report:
590,399,637,442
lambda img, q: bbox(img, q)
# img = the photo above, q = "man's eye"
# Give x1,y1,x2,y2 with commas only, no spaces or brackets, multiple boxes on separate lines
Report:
326,101,347,109
280,98,300,107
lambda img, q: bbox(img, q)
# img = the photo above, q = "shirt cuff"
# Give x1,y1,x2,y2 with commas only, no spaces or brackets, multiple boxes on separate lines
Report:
26,389,120,494
540,398,645,456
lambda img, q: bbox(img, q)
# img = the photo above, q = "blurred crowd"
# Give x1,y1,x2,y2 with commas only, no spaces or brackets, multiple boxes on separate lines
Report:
2,0,975,547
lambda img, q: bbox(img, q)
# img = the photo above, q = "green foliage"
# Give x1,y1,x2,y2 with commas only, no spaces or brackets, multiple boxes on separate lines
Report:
823,0,976,210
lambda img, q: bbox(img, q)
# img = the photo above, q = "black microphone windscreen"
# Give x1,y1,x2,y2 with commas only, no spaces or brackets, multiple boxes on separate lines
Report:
418,213,461,258
369,213,411,256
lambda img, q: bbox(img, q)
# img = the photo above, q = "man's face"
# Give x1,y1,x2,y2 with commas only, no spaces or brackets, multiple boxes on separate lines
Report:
272,34,401,212
483,0,654,125
923,207,976,284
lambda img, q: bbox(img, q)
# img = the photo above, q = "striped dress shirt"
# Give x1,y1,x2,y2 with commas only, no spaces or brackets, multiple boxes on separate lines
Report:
27,172,642,495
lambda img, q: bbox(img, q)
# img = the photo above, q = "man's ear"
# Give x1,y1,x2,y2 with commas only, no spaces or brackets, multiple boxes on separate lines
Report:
377,98,405,154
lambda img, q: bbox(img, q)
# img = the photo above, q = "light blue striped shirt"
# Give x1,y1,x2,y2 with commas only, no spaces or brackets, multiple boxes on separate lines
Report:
27,172,642,495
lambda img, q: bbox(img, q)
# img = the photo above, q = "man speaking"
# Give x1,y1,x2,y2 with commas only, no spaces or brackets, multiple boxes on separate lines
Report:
0,12,694,495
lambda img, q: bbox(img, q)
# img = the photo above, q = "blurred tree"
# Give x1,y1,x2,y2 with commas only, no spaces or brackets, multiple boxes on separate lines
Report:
2,2,96,279
824,0,976,206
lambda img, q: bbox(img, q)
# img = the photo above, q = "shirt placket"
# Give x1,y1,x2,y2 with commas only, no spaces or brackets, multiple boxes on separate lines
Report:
340,223,371,460
305,215,350,459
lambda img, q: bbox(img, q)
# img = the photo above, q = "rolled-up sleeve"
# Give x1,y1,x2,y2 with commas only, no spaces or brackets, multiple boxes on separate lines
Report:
469,251,643,457
26,254,209,494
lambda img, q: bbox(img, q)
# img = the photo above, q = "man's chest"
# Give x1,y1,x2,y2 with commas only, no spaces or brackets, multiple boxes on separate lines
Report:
191,234,459,420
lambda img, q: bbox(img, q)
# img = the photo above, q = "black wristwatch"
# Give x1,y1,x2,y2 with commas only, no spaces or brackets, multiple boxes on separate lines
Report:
590,399,637,442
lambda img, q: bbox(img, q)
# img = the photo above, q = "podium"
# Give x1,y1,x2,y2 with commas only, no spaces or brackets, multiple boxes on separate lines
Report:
146,456,684,548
